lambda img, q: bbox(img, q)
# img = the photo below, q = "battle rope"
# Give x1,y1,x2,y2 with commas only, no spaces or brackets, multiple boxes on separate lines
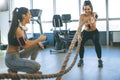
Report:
0,27,82,80
56,26,81,80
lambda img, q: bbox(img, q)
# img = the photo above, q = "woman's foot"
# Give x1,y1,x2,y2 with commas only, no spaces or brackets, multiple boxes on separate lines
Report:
98,60,103,68
35,71,42,75
78,60,84,67
8,69,18,74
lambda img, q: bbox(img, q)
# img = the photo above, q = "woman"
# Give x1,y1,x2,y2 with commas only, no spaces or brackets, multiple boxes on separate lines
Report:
5,7,46,74
77,1,103,68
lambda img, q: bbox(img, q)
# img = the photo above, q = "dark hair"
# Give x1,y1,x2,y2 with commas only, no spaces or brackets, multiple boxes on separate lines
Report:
83,0,93,12
8,7,28,45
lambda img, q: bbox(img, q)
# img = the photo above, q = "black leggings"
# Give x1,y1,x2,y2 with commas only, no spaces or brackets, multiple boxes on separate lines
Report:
79,29,102,59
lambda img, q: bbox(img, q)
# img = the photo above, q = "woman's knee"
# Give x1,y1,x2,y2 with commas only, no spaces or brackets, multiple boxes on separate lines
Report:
36,62,41,70
25,60,41,73
32,62,41,72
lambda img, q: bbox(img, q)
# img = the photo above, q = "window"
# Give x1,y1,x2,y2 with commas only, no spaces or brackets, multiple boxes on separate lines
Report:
109,0,120,31
109,0,120,18
33,0,53,21
33,0,53,33
55,0,79,31
90,0,106,18
109,21,120,31
10,0,30,19
56,0,79,20
12,0,30,9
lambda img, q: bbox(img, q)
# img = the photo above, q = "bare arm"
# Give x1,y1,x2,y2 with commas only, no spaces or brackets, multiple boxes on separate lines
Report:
78,14,86,29
77,14,86,40
24,35,46,49
16,27,46,49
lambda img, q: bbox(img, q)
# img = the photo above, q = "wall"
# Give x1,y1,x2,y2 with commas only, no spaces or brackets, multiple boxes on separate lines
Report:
109,31,120,46
0,11,9,44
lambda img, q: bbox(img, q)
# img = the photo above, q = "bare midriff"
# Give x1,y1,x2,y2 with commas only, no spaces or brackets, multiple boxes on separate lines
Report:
7,45,20,53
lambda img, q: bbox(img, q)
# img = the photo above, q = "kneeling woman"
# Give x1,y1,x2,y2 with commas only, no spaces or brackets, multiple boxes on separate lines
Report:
5,7,46,74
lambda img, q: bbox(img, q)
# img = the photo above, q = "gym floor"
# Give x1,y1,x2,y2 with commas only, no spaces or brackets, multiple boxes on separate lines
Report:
0,46,120,80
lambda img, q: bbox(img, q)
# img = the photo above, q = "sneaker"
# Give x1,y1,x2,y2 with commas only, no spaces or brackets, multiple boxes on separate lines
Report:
98,60,103,68
78,60,84,67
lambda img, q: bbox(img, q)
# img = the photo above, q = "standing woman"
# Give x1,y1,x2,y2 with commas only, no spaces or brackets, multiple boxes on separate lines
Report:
5,7,46,74
77,1,103,68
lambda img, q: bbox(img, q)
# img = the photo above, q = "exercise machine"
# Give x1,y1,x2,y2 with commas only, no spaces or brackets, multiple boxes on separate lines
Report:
50,14,66,53
30,9,49,48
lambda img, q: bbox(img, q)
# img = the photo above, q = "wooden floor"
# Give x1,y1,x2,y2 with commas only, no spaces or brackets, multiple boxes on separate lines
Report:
0,46,120,80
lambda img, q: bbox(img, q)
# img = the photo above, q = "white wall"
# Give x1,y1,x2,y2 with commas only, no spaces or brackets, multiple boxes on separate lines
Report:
0,11,9,44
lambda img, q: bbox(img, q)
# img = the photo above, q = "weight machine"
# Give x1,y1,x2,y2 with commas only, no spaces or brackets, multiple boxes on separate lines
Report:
50,14,66,53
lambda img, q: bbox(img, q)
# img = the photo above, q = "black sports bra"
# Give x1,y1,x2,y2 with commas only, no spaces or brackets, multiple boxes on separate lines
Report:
11,37,26,46
11,26,27,47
